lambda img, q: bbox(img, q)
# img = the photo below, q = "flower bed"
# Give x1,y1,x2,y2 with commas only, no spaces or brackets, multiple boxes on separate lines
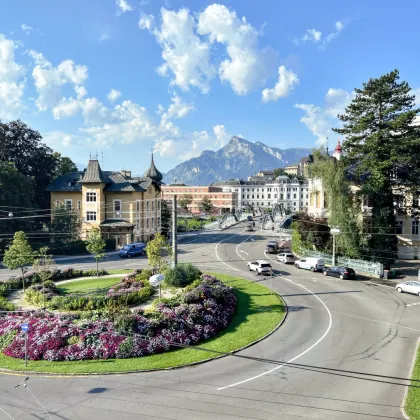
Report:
0,275,237,361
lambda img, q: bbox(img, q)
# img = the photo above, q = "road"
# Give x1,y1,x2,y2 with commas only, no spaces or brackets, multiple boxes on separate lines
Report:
0,222,419,419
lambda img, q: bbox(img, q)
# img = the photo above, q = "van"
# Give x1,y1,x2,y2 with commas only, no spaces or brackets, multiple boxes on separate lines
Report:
265,241,278,254
247,215,253,221
294,257,325,272
119,242,146,258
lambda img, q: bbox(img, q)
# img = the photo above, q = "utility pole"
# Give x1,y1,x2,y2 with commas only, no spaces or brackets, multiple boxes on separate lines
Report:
172,195,178,268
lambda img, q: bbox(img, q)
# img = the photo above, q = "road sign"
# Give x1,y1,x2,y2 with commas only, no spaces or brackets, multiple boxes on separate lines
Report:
20,323,29,332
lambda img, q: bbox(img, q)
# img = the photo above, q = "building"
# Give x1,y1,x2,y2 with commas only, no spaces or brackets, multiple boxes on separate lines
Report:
284,155,314,177
284,164,299,176
248,170,275,181
161,185,237,213
212,175,309,213
46,156,162,246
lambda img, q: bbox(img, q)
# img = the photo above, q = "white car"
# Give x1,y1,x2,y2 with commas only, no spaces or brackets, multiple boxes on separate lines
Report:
294,257,325,272
247,260,273,275
277,253,295,264
396,281,420,296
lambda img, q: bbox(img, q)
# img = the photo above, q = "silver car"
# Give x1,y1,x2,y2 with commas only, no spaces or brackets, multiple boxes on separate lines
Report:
396,281,420,296
277,253,295,264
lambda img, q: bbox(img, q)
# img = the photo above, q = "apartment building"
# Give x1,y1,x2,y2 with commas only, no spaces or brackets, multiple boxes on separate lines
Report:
46,156,162,246
161,185,237,213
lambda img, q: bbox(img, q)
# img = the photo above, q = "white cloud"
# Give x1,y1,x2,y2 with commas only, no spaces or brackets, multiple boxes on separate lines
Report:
213,124,230,148
139,8,215,93
29,50,88,111
116,0,133,13
294,21,345,48
0,34,26,120
262,66,299,102
107,88,121,102
99,32,111,42
62,135,71,147
160,95,194,123
197,4,276,95
412,88,420,107
21,24,33,35
295,87,353,146
154,139,176,156
52,97,81,119
75,85,87,99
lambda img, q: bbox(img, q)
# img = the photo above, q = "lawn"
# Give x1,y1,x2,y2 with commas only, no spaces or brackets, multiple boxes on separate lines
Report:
107,269,133,275
405,341,420,419
57,277,123,295
0,273,285,374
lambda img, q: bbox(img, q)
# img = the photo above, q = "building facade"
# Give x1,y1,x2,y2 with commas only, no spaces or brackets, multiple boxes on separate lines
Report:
161,185,237,213
46,156,163,246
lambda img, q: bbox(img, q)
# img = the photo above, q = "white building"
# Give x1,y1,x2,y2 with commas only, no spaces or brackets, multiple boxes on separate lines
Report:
212,175,309,213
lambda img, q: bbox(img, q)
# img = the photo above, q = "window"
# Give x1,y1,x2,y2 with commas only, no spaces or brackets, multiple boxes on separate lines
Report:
252,195,254,199
86,211,96,221
136,219,140,229
146,201,149,211
287,194,290,199
274,194,277,199
257,195,259,199
157,200,160,210
247,195,249,199
65,199,72,210
152,200,154,210
77,200,81,210
152,218,154,228
54,200,59,207
412,220,419,235
136,201,140,212
114,200,121,213
268,194,271,199
395,221,403,235
261,195,264,199
293,194,297,199
146,218,149,228
86,192,96,202
268,202,271,206
293,202,296,206
157,217,160,226
280,194,284,200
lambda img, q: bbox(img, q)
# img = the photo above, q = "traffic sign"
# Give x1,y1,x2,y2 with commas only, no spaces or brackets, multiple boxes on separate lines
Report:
20,323,29,332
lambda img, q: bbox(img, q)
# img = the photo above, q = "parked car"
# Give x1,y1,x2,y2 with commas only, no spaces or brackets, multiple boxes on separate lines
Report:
119,242,146,258
396,281,420,296
247,260,273,275
277,252,295,264
265,240,278,254
323,266,356,279
246,224,254,232
247,215,253,221
294,257,325,272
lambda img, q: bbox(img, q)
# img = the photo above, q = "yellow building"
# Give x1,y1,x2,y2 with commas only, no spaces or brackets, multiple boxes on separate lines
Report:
46,156,163,246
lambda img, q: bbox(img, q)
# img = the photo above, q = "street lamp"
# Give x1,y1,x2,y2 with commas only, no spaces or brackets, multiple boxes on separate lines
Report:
330,228,340,266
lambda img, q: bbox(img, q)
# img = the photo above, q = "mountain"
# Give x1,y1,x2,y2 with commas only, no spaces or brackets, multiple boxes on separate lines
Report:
163,136,312,185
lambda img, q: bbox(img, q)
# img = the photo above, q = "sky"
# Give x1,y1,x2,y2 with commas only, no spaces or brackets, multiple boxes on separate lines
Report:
1,0,420,175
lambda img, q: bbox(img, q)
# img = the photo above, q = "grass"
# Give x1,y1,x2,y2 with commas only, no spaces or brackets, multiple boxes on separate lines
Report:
57,277,123,295
0,273,285,374
405,341,420,419
107,269,133,275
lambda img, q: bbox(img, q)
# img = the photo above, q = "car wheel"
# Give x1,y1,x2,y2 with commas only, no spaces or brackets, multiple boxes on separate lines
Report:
418,292,420,297
310,267,315,272
323,271,327,276
257,271,260,276
397,287,402,293
127,254,132,258
340,274,344,280
295,264,299,269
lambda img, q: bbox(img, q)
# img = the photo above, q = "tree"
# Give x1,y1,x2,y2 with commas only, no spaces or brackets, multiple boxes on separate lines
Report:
52,153,78,180
160,200,171,238
146,233,173,274
0,120,59,209
199,195,213,213
273,168,286,178
178,194,193,211
3,231,34,292
85,228,106,277
333,70,420,263
50,204,81,242
33,247,57,309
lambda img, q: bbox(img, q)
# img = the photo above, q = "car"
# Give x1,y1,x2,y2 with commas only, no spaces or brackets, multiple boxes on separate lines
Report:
396,281,420,296
277,252,295,264
323,266,356,279
294,257,325,272
247,260,273,275
247,215,253,221
265,241,278,254
119,242,146,258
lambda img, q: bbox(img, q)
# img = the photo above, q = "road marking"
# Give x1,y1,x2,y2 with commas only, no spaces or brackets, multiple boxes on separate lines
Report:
218,276,333,391
238,250,249,256
406,302,420,307
215,229,246,272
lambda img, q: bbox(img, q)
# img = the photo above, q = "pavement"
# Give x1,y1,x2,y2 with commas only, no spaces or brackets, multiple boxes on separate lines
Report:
0,222,419,419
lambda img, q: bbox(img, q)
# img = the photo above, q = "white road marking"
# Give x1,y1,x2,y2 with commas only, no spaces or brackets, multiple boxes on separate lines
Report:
406,302,420,307
238,250,249,256
217,276,333,390
215,230,246,272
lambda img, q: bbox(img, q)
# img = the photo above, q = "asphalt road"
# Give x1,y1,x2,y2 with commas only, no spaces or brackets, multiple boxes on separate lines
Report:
0,223,419,419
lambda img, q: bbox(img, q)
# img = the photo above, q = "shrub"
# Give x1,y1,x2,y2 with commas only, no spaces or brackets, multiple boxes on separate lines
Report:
164,263,202,287
114,314,137,334
0,297,15,312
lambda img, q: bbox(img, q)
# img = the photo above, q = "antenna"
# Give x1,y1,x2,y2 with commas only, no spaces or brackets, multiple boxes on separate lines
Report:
89,152,91,160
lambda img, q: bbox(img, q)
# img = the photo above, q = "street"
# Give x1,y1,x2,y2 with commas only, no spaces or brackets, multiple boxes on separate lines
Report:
0,222,419,419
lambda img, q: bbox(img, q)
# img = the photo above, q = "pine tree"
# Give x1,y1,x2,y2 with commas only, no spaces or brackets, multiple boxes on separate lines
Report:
334,70,420,263
3,231,34,292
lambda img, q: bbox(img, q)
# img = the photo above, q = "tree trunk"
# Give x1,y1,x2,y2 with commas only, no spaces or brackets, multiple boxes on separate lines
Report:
96,258,99,277
21,267,25,293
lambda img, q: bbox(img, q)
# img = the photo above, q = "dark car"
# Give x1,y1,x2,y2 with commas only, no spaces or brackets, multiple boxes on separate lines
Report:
323,266,356,280
246,224,254,232
247,215,253,221
265,241,278,254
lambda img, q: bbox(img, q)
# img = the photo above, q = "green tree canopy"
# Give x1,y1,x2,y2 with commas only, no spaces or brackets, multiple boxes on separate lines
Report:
199,195,213,213
146,233,172,274
50,204,81,242
333,70,420,262
85,228,106,276
3,231,34,291
33,246,57,308
160,200,171,237
178,194,193,211
52,153,78,180
273,168,286,178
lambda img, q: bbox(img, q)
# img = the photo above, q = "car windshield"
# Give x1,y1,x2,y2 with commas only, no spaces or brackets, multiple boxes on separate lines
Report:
122,245,131,250
261,264,271,268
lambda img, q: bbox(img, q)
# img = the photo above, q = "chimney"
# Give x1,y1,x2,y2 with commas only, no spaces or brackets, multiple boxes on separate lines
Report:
121,169,132,178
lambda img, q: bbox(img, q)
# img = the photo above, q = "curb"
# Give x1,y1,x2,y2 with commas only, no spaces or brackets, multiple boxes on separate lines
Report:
401,336,420,419
0,279,288,377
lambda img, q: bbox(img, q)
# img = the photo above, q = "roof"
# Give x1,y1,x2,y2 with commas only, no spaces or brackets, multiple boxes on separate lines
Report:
81,160,107,183
335,141,343,152
144,154,163,182
100,219,136,228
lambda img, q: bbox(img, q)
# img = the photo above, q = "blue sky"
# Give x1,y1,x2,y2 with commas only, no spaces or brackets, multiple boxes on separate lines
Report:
1,0,419,174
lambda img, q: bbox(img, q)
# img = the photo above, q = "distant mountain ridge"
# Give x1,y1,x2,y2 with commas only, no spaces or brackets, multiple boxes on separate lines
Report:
163,136,311,185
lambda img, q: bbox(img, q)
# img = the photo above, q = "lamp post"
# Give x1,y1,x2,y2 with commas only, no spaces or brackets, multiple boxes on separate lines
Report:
330,228,341,266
